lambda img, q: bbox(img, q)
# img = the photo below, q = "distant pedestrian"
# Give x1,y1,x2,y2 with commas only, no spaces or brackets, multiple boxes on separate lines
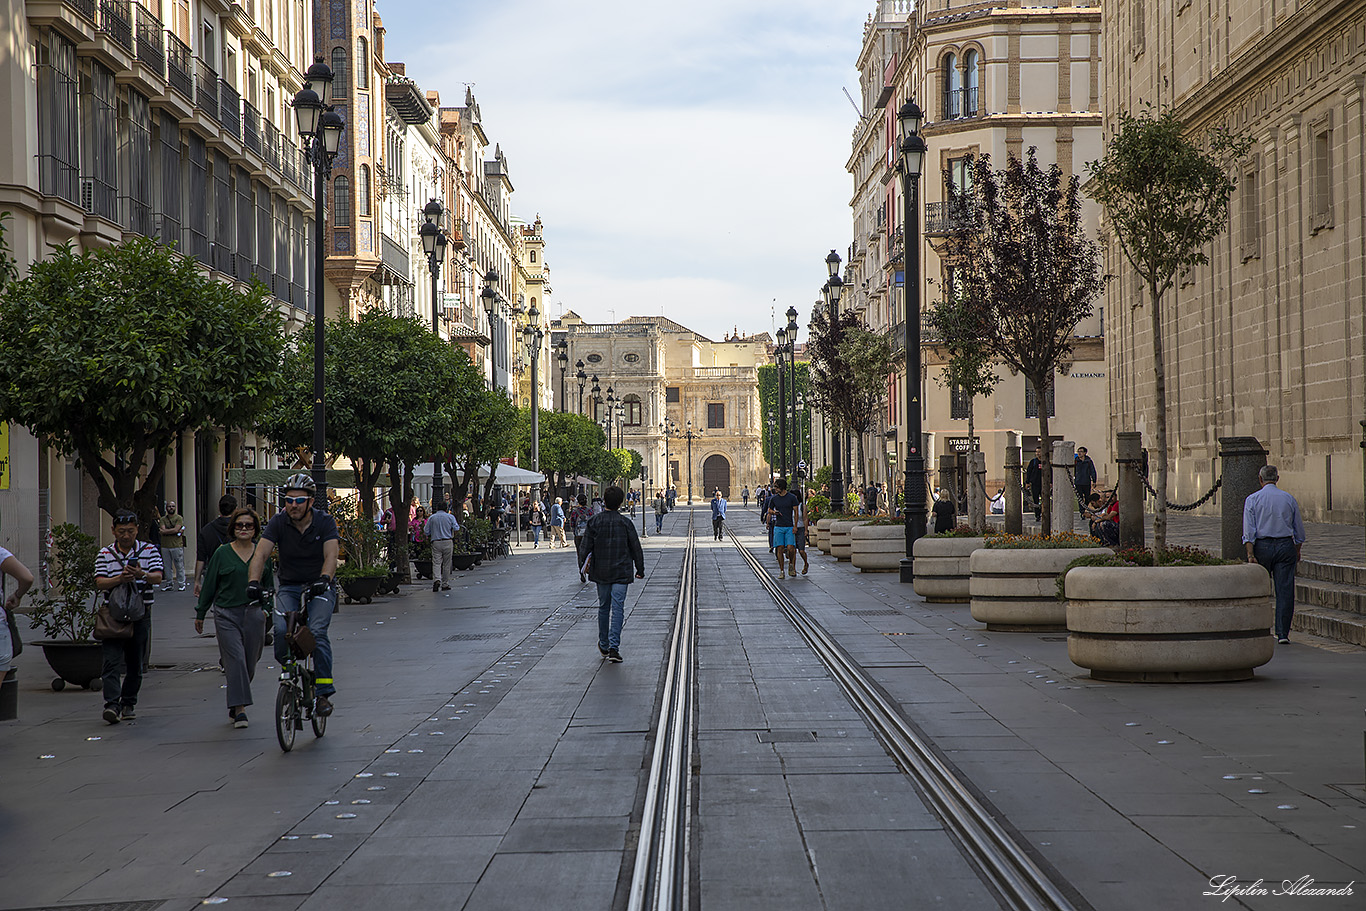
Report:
1025,448,1044,520
158,501,187,591
666,486,677,511
95,511,163,724
1,544,35,678
549,497,567,547
1073,446,1097,505
582,486,645,663
425,501,459,592
766,478,801,578
194,495,237,597
569,495,592,578
794,487,811,575
932,488,956,533
1243,465,1306,644
529,500,545,547
653,490,667,534
710,489,727,540
195,507,273,729
742,486,750,508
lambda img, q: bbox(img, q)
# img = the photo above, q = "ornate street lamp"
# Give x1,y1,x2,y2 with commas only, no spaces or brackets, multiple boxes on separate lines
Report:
521,304,544,473
898,99,928,582
555,339,569,412
293,57,344,500
682,419,702,504
480,269,499,387
786,305,800,482
575,360,587,414
420,198,449,506
775,327,788,481
823,251,846,513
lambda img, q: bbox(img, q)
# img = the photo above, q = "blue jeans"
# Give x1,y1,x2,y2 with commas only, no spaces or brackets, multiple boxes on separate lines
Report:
531,525,542,544
655,513,664,533
596,582,628,651
1253,537,1298,639
273,582,336,696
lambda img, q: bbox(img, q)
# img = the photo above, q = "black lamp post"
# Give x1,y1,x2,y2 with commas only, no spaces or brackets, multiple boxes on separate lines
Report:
591,376,602,440
556,340,569,412
521,305,544,473
614,402,624,449
575,361,587,414
683,420,702,504
293,57,344,501
823,251,846,513
639,464,648,537
661,419,676,491
604,387,615,450
420,198,448,507
785,305,800,481
775,327,788,481
897,99,928,583
480,269,499,388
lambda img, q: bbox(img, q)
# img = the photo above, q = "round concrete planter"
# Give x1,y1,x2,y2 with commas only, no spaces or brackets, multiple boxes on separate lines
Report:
911,536,985,602
1066,563,1274,683
815,518,835,554
828,519,868,561
969,547,1111,630
851,524,905,572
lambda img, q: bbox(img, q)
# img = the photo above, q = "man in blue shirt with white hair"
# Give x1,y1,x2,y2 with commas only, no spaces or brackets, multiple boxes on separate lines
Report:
1242,464,1306,645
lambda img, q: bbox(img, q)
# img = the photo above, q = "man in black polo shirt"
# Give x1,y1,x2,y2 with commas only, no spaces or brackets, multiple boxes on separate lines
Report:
247,474,340,717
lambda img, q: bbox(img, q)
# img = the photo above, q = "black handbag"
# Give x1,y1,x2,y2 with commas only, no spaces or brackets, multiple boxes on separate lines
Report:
5,607,21,657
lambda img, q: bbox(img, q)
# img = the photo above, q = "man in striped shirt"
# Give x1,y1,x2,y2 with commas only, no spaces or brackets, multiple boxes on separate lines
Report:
95,511,163,724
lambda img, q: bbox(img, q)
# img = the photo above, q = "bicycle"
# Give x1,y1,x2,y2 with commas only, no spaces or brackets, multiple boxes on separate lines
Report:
264,588,327,752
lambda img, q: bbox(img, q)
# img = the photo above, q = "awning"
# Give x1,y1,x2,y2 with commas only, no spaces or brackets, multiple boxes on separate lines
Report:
459,463,545,485
227,468,395,489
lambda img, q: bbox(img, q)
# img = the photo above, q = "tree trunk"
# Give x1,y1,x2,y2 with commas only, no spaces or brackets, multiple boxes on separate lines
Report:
967,405,983,532
388,458,411,584
1037,407,1053,536
1150,280,1168,553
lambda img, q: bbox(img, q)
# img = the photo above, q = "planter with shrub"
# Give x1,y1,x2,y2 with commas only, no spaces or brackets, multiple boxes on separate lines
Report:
827,518,870,561
911,526,986,602
851,518,906,572
969,532,1111,630
26,524,103,691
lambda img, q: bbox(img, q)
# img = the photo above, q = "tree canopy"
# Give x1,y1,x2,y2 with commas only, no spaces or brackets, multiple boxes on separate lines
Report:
516,409,607,492
0,237,285,519
941,148,1104,535
1087,109,1248,551
758,361,811,477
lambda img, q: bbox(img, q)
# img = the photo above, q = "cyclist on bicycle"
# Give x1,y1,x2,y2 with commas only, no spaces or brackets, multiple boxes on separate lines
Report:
247,473,340,718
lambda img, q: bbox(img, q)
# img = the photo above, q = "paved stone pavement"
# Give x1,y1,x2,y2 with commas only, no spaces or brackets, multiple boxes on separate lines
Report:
1,505,1362,911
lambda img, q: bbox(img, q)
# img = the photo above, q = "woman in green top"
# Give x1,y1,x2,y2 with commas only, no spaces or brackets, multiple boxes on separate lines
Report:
195,507,273,729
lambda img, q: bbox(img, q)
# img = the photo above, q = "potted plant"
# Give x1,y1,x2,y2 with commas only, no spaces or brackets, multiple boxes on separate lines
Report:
456,516,492,570
912,525,986,603
332,496,390,604
336,562,389,605
968,531,1111,630
850,517,906,572
1061,546,1272,682
827,515,871,561
26,523,103,691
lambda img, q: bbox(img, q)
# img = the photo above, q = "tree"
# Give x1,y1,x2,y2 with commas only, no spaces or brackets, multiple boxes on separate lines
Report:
515,410,607,494
837,327,893,491
0,237,284,521
758,360,811,474
444,386,518,515
807,304,862,486
1087,109,1249,552
597,448,636,486
941,149,1105,535
927,286,1001,531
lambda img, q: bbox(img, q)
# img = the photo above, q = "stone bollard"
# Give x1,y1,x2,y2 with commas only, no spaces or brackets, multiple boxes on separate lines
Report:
1052,440,1076,534
1219,437,1268,561
1116,431,1145,550
1005,445,1022,534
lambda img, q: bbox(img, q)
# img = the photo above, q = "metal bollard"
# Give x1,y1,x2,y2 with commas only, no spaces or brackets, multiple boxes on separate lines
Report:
1115,431,1145,550
1218,437,1268,561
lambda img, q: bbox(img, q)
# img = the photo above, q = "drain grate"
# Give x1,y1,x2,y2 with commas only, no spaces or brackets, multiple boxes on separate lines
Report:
442,632,511,642
757,731,818,743
13,902,166,911
842,609,903,617
1038,636,1069,642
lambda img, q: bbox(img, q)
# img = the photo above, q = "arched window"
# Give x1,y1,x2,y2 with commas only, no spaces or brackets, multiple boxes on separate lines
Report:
942,53,960,119
355,36,368,89
330,46,347,96
529,250,537,263
333,175,350,226
623,394,642,426
964,49,979,116
357,165,370,217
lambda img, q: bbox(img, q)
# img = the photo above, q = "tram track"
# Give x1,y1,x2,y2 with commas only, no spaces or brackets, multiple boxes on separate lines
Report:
628,511,697,911
726,526,1082,911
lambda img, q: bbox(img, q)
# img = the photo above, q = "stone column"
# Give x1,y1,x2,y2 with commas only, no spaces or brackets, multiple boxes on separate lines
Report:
1115,431,1145,550
1219,436,1268,560
968,450,986,531
1005,444,1022,534
1052,440,1076,534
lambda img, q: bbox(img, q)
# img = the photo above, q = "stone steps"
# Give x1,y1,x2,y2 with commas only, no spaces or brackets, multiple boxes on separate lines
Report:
1293,560,1366,646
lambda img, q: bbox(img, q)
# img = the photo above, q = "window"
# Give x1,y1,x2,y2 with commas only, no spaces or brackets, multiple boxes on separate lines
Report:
117,88,153,236
942,53,960,119
665,386,680,403
333,175,351,226
963,50,979,116
79,59,118,220
331,46,347,96
624,352,640,363
624,395,642,426
1240,164,1260,261
356,37,368,89
950,382,971,419
153,111,181,244
586,352,602,363
357,164,370,217
529,250,536,263
707,403,725,429
1311,123,1332,232
1025,378,1055,418
36,29,79,204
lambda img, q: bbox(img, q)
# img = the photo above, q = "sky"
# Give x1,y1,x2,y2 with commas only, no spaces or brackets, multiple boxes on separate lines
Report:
375,0,868,344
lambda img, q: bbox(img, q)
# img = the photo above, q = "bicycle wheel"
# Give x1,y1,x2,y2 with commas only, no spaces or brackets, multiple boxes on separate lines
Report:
311,704,327,738
275,683,297,752
307,663,327,738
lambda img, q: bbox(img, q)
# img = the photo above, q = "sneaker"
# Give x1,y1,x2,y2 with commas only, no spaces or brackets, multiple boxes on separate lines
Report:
178,583,187,591
314,695,333,717
433,581,440,592
120,706,135,721
103,705,121,724
233,713,249,729
1278,637,1290,644
598,644,609,657
160,584,172,591
606,648,623,663
441,584,451,591
778,569,786,579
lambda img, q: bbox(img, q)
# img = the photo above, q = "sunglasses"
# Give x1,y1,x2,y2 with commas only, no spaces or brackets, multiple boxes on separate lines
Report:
283,496,311,505
234,522,258,530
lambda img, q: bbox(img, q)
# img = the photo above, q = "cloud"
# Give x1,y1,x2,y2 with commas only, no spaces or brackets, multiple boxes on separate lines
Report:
376,0,867,341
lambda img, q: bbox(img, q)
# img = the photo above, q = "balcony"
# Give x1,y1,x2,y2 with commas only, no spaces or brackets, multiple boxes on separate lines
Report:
925,199,981,236
99,0,132,53
218,80,240,138
291,281,307,310
194,58,218,120
65,0,96,21
263,121,280,173
941,86,980,122
241,100,261,155
210,242,233,275
379,231,410,280
134,7,164,76
165,32,192,98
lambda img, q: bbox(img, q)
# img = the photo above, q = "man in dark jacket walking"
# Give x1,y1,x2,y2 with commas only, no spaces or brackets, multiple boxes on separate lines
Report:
582,486,645,663
194,494,237,597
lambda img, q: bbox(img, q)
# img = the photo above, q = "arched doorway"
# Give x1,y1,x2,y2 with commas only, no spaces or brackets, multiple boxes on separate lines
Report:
702,454,731,498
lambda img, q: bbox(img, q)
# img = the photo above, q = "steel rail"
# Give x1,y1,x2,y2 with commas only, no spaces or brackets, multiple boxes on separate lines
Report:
727,529,1079,911
627,512,696,911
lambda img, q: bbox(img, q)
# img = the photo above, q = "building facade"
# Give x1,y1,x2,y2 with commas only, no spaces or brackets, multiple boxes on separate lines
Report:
556,315,767,501
0,0,315,563
839,0,1110,504
1102,0,1366,523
